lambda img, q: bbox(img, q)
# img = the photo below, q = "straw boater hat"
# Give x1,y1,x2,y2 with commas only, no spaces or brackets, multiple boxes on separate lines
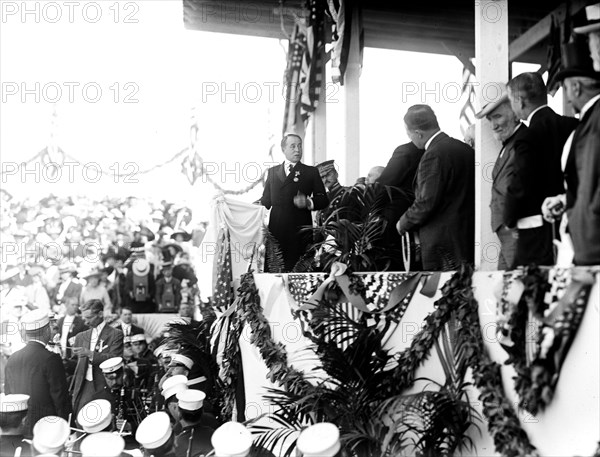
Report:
296,422,341,457
211,421,253,457
77,399,113,433
80,432,125,457
161,374,189,400
32,416,70,454
574,4,600,34
475,85,509,119
136,411,173,451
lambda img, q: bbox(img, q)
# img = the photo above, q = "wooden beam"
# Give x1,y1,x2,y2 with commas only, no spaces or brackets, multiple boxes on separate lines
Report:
475,0,509,271
509,0,588,62
441,41,476,76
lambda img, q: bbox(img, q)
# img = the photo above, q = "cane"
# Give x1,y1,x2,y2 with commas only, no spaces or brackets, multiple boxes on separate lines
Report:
402,232,411,272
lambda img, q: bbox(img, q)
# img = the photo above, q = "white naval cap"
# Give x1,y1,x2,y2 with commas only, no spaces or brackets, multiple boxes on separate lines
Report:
211,421,253,457
169,353,194,370
296,422,341,457
80,432,125,457
130,333,146,343
99,356,124,374
0,393,29,412
20,309,50,331
161,374,188,400
176,389,206,411
136,411,172,450
32,416,70,454
77,399,113,433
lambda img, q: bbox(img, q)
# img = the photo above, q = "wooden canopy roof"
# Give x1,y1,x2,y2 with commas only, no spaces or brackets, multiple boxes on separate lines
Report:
183,0,591,67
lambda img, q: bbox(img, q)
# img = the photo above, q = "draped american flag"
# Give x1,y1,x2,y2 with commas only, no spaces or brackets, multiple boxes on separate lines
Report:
459,65,476,137
282,0,327,135
282,24,306,136
300,0,326,121
213,229,234,312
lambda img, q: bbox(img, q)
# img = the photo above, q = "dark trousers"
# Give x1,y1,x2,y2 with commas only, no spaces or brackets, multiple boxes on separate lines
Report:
74,378,104,420
515,223,555,267
496,226,519,270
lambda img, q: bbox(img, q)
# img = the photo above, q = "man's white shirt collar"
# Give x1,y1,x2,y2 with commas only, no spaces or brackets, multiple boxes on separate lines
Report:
425,130,443,150
524,104,548,126
284,160,299,175
580,94,600,119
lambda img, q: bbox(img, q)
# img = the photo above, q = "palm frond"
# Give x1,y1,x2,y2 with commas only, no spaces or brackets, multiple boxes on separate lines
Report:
263,227,285,273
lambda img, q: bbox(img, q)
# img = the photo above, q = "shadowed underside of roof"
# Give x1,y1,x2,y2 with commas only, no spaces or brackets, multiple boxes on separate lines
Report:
183,0,590,66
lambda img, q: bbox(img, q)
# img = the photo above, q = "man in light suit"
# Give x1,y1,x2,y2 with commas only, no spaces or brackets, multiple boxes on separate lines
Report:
260,134,329,271
5,310,71,437
396,105,475,271
71,299,123,417
476,91,526,270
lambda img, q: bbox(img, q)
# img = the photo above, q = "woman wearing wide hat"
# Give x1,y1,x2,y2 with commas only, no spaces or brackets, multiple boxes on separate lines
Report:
80,266,112,314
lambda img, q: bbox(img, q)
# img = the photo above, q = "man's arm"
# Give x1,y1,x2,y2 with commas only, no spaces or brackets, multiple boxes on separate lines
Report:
90,328,124,366
397,153,444,233
309,168,329,210
504,135,535,227
46,352,71,420
260,168,273,209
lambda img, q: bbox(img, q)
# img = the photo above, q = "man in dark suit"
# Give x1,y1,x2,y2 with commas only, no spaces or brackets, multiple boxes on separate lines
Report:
506,72,578,266
396,105,475,271
71,299,123,417
260,134,329,271
57,296,88,377
114,306,145,337
377,142,425,270
557,54,600,265
5,309,71,437
476,92,526,270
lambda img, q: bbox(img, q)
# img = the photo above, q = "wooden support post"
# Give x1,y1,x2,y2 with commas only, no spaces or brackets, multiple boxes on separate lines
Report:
312,56,328,165
342,4,361,185
475,0,508,270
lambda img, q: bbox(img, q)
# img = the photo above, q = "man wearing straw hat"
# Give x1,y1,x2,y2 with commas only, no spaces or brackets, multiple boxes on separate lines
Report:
4,309,71,437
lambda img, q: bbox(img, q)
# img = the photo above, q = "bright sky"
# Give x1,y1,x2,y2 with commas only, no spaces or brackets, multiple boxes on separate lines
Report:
0,0,558,205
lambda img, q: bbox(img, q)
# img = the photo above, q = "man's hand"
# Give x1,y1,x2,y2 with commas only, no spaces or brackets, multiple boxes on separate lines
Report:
396,219,405,235
72,347,92,358
542,194,566,223
293,193,308,209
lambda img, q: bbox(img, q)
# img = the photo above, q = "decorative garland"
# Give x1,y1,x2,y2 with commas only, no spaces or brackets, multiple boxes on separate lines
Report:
224,266,600,456
236,272,315,396
503,266,595,416
234,267,536,455
456,266,538,457
219,300,244,420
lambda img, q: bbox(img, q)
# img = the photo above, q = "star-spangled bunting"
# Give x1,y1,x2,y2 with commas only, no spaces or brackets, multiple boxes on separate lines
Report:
282,24,307,136
213,229,234,312
300,0,326,121
459,65,476,137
